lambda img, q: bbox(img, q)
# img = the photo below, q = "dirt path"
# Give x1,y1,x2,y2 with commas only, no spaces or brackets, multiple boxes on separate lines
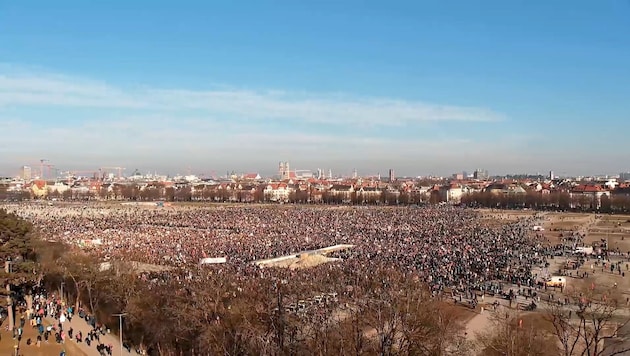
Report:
465,310,492,341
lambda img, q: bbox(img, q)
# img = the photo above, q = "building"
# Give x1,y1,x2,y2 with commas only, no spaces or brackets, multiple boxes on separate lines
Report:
278,161,302,180
473,169,489,180
31,179,47,198
440,183,468,203
388,169,395,182
329,184,355,202
294,170,314,179
20,166,32,181
485,183,527,195
264,182,292,202
356,186,381,202
241,173,262,180
620,172,630,182
279,162,290,180
549,170,555,180
570,185,610,209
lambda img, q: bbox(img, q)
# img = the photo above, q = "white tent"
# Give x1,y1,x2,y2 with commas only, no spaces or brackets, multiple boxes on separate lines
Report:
199,257,227,265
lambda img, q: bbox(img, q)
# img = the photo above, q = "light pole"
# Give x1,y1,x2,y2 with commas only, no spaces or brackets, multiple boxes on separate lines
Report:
112,313,127,356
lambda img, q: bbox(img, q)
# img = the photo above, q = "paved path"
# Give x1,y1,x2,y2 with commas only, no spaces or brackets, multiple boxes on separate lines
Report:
0,313,86,356
46,315,140,356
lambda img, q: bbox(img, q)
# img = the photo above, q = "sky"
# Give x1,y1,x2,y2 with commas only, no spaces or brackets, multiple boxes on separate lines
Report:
1,1,629,177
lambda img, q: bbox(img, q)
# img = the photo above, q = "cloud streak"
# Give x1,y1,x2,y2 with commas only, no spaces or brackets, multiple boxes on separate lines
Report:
0,114,530,175
0,66,523,175
0,69,504,125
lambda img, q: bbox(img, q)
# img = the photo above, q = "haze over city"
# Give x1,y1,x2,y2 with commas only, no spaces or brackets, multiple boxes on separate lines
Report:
1,1,629,176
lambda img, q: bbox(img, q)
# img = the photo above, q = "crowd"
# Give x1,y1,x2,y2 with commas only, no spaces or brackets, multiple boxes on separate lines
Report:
6,284,116,355
3,202,548,293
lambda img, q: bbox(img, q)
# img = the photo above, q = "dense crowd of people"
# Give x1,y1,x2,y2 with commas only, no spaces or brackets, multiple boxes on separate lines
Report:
7,284,116,355
4,202,547,292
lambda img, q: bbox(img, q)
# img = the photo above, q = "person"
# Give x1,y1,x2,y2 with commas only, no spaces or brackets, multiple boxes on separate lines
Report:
60,350,66,356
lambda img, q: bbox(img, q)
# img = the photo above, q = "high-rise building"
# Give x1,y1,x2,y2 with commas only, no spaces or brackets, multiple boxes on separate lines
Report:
473,169,489,180
20,166,32,181
388,169,395,182
549,170,555,180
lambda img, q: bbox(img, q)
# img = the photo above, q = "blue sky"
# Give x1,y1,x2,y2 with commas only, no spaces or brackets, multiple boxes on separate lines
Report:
1,1,629,177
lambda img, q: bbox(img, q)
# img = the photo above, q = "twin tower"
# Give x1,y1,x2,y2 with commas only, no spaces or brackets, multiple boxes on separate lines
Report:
278,161,291,180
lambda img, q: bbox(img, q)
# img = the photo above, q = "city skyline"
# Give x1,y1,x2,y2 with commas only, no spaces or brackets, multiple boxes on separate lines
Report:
4,159,629,181
1,1,629,176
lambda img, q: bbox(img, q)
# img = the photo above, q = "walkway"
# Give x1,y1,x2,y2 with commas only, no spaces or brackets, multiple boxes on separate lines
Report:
0,312,85,356
45,314,140,356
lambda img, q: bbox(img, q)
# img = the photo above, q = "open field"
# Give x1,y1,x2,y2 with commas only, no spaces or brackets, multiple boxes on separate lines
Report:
589,215,630,253
478,209,630,253
540,212,630,253
477,209,538,227
468,208,630,350
480,209,630,302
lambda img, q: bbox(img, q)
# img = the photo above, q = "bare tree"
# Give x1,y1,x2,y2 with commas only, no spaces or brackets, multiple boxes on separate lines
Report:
546,284,630,356
476,310,553,356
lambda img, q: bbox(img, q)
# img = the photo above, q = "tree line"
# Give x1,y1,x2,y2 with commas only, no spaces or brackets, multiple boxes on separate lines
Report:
5,181,630,214
461,191,630,213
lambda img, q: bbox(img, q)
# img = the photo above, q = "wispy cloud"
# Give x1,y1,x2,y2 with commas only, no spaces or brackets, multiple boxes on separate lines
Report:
0,68,505,125
0,66,520,175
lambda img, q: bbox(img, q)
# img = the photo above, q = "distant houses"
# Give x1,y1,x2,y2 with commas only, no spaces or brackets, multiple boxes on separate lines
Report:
2,174,630,212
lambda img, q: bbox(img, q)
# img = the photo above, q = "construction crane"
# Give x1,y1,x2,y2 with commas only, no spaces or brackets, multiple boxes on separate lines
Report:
42,164,56,179
28,159,52,179
100,167,126,180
